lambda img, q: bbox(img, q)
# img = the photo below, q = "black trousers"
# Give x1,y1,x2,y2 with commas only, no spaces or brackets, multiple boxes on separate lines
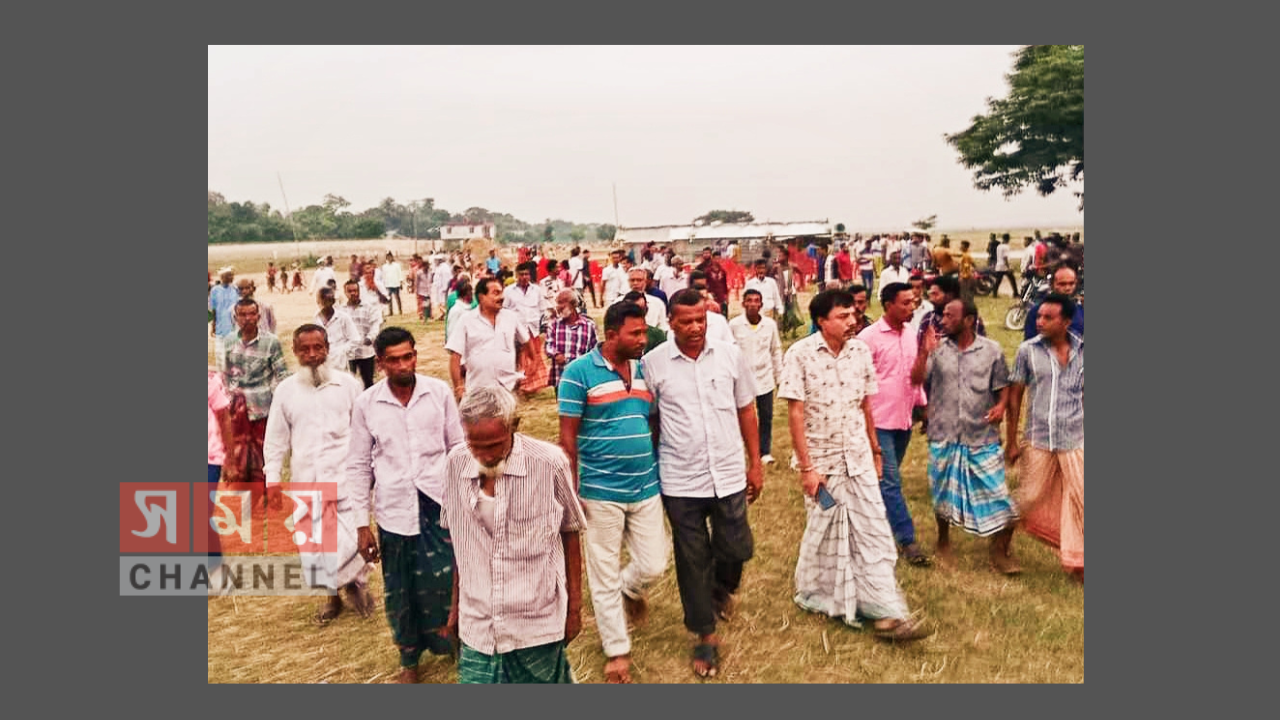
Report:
756,390,774,456
662,491,755,636
350,357,376,389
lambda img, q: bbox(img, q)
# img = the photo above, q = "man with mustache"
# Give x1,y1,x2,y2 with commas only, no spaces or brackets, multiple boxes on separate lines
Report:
641,288,764,679
262,324,373,622
545,288,598,396
348,327,466,683
442,385,587,683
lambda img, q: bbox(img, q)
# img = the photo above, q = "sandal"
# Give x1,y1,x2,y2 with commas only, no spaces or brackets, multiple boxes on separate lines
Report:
691,642,719,679
875,617,933,643
902,544,933,567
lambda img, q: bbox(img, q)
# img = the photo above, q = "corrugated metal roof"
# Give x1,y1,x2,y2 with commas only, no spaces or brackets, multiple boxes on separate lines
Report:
617,221,832,244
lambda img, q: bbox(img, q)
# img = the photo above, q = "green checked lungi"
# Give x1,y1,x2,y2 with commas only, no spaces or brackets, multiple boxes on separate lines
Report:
379,491,455,668
457,641,574,684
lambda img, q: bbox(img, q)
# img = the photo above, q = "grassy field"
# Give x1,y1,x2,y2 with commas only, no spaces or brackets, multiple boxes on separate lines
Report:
207,272,1083,684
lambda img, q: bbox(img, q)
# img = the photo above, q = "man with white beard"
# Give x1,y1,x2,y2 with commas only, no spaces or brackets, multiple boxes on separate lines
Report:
262,324,373,623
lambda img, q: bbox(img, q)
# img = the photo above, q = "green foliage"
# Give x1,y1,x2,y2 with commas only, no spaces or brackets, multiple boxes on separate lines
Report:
946,45,1084,209
913,214,938,231
569,227,586,243
596,224,617,241
695,209,755,225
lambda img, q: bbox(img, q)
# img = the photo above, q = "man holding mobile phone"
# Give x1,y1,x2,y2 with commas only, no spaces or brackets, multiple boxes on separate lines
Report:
778,289,931,643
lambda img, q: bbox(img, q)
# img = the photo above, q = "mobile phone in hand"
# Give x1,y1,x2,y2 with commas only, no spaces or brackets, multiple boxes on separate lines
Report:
816,484,837,510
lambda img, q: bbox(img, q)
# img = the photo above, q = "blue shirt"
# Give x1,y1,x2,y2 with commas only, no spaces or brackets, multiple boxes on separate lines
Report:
208,284,240,337
1025,302,1084,341
486,257,501,273
557,347,660,504
1011,333,1084,451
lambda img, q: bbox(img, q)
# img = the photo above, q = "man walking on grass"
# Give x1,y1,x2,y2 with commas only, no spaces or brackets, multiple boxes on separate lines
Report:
349,328,466,683
1006,294,1084,584
857,282,931,566
642,288,764,679
558,302,666,684
443,385,587,683
217,298,289,496
339,279,383,389
263,324,375,622
728,288,783,466
912,299,1021,574
779,289,931,643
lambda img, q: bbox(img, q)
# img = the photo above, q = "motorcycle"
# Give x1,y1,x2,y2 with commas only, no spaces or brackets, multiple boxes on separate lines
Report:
1004,274,1051,331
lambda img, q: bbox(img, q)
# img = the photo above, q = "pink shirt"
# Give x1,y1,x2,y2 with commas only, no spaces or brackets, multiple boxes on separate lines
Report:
207,370,231,465
856,318,921,431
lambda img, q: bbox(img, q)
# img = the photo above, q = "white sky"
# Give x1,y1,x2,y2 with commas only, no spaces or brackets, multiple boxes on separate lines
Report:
209,46,1083,230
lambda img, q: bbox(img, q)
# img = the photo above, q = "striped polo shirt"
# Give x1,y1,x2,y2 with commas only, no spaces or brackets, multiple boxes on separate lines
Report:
557,347,660,504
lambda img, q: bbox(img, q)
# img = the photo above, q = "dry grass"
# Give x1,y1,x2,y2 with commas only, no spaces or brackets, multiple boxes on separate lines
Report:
207,273,1083,684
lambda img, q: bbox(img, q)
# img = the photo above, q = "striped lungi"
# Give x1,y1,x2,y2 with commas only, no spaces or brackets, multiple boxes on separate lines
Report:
458,640,574,684
793,469,909,627
928,441,1020,537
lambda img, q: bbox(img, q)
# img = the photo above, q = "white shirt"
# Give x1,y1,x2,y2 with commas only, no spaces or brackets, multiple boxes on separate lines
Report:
310,265,336,293
611,293,669,331
502,282,547,336
337,302,382,360
655,265,686,299
381,261,404,288
706,310,735,346
446,302,475,345
642,339,757,498
995,243,1011,272
728,315,783,395
445,308,532,391
879,264,911,292
743,276,783,316
314,310,361,369
602,264,628,306
263,370,365,488
358,278,388,307
567,256,586,288
431,265,453,302
346,376,466,535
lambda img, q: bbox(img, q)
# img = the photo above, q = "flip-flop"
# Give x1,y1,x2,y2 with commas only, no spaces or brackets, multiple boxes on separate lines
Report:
692,643,719,679
874,617,933,643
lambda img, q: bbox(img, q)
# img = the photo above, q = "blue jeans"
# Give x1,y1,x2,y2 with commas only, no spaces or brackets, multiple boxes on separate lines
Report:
861,270,875,291
875,428,916,546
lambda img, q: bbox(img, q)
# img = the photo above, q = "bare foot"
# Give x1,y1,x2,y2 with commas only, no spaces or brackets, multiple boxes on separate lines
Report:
623,594,649,628
396,667,418,683
314,596,343,625
934,544,957,569
604,655,633,683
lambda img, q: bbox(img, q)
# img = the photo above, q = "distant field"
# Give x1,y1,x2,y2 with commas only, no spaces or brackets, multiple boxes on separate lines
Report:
206,225,1082,277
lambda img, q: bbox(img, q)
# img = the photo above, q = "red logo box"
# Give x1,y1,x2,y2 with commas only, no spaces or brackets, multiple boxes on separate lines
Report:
196,483,337,555
120,483,190,553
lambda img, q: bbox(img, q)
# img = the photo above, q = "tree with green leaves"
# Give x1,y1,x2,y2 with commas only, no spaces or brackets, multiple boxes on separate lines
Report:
695,209,754,225
946,45,1083,209
913,214,938,232
596,224,617,241
570,227,586,243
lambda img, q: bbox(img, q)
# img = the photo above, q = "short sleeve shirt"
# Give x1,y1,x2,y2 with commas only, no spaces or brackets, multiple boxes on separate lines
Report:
1010,334,1084,450
777,333,878,477
557,347,660,504
445,309,532,391
923,336,1010,446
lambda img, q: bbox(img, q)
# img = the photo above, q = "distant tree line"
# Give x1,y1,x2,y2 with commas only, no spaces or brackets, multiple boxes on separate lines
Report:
209,190,617,245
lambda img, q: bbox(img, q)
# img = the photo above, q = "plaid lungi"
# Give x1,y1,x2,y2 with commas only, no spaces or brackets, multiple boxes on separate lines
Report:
379,491,455,668
457,640,574,684
928,441,1020,537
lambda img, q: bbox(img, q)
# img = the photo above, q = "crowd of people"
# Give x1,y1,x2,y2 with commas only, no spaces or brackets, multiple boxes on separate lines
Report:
206,232,1083,684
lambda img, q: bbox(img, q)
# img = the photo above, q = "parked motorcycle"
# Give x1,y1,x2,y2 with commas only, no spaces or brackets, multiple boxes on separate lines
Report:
1004,274,1051,331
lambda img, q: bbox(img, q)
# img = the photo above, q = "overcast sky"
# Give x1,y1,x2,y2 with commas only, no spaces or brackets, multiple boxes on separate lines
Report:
209,46,1083,230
